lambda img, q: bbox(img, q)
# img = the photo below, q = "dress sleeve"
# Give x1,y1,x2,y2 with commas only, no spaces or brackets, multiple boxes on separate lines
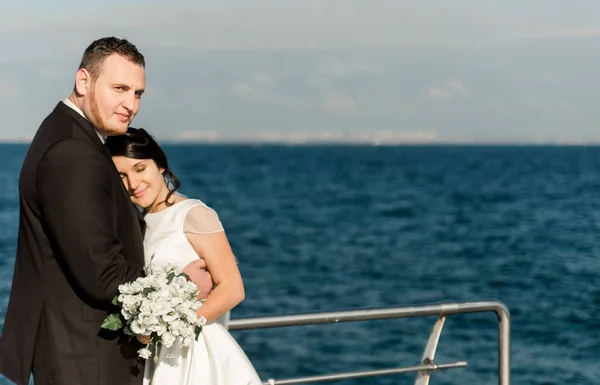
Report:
183,205,225,234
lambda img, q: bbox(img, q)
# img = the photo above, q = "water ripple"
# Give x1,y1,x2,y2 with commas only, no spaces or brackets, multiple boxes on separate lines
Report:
1,144,599,384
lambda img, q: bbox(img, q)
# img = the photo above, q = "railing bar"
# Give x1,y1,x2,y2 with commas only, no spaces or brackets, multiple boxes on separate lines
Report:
262,361,468,385
229,301,508,330
230,300,511,385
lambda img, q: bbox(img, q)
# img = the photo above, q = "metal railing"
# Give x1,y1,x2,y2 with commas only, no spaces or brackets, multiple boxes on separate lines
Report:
229,300,510,385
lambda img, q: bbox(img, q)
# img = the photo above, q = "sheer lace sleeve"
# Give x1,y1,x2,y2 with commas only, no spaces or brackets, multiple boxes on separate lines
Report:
183,205,225,234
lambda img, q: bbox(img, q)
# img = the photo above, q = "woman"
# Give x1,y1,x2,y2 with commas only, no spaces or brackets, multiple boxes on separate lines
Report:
105,128,261,385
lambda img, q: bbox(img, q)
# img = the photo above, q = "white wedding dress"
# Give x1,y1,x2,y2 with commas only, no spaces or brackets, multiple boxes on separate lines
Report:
142,198,262,385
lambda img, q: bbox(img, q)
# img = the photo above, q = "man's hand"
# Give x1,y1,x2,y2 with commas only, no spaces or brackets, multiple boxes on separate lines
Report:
136,334,151,345
182,259,214,299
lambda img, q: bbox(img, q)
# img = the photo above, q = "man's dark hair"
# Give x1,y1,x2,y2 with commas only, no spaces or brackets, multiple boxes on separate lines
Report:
78,37,145,81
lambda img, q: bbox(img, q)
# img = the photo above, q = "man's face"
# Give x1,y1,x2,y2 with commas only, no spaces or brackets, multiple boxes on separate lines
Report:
81,54,146,136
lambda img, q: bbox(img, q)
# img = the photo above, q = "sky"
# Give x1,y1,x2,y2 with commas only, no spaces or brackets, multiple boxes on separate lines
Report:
1,0,600,144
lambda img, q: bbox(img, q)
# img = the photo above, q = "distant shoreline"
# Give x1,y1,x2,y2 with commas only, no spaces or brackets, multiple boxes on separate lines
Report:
4,140,600,147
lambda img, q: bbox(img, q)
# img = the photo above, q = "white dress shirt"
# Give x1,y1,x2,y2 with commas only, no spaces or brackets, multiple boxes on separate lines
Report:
62,98,105,144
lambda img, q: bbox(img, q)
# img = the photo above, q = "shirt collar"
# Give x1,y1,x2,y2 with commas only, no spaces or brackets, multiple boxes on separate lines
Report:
62,98,106,144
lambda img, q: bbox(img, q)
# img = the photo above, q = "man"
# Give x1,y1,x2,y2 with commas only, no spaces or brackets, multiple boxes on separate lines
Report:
0,37,211,385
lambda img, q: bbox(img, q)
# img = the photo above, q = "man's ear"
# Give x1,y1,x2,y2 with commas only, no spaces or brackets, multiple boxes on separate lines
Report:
74,68,92,96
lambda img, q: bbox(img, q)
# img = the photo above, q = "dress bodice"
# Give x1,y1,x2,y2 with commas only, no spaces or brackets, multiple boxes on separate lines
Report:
143,199,222,269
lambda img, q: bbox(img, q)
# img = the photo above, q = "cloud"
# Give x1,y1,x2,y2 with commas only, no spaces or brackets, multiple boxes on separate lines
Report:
553,27,600,38
0,84,17,98
3,1,600,144
252,72,273,85
538,70,560,87
318,61,354,77
553,98,574,114
39,67,66,79
323,93,357,112
350,130,440,145
306,77,332,91
169,130,222,143
427,79,471,101
232,82,257,98
10,1,600,52
318,59,385,78
517,95,543,111
164,128,440,145
231,72,276,101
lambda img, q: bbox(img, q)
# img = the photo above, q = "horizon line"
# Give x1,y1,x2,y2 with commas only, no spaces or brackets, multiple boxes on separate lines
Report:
4,139,600,146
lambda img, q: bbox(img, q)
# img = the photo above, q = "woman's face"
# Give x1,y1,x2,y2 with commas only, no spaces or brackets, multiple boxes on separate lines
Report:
112,156,168,211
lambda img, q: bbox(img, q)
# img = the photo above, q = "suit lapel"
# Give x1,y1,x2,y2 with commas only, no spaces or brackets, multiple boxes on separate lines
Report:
54,102,107,154
53,102,147,235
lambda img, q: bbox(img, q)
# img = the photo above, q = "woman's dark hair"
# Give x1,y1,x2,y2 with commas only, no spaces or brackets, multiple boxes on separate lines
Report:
105,127,181,207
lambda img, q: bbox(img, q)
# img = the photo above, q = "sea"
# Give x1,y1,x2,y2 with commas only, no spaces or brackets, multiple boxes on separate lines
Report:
0,143,598,385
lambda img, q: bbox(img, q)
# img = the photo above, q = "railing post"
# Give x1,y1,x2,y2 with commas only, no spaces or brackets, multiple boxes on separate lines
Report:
495,304,511,385
414,316,447,385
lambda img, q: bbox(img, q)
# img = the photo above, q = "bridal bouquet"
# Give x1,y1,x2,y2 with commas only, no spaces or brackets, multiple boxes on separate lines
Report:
101,262,205,362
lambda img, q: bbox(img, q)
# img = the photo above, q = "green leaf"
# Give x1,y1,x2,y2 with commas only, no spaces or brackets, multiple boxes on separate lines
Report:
195,325,203,341
111,295,120,306
101,313,123,331
166,272,176,283
153,338,161,364
143,287,153,295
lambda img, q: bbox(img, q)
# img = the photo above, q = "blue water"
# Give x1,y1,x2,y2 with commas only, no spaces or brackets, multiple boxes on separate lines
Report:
0,144,598,384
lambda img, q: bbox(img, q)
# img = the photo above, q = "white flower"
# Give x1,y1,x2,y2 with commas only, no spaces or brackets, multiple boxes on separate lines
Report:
112,262,205,360
175,303,191,313
150,299,170,316
195,317,206,327
185,280,198,292
122,295,141,311
121,309,133,320
161,332,176,348
180,326,194,339
150,323,167,336
157,286,171,300
128,281,143,293
139,299,153,314
130,320,145,335
138,312,159,328
162,311,179,324
169,320,186,336
138,347,152,359
169,296,183,307
184,310,197,323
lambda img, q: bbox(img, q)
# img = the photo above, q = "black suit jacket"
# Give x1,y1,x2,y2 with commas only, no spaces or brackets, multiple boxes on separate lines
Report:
0,102,146,385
